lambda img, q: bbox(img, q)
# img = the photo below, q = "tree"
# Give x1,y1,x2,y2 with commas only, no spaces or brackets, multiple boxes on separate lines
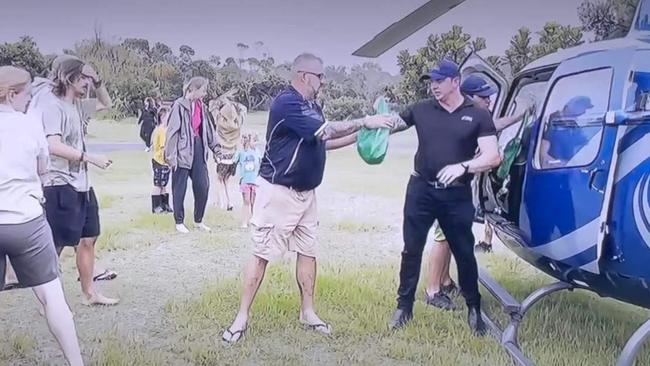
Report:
394,25,487,104
504,27,535,75
503,22,583,76
122,38,150,56
0,36,47,76
578,0,639,40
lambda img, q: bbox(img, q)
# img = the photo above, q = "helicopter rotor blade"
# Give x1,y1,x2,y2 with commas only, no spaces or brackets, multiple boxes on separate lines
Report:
352,0,467,58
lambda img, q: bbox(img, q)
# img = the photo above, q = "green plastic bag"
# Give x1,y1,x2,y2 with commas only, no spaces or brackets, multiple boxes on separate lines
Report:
496,107,535,180
357,96,390,165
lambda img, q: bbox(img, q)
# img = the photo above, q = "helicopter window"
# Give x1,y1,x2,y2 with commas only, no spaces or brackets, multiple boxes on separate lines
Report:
498,81,547,151
636,0,650,31
535,68,613,170
626,71,650,112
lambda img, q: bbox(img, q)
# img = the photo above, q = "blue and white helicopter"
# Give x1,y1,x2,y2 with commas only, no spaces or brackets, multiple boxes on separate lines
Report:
354,1,650,365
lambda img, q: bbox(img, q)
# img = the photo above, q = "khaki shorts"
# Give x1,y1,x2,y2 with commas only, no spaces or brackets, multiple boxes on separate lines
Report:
432,221,446,242
250,178,318,261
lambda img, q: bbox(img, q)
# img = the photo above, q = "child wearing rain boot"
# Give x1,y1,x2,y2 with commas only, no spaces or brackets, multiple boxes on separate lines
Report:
151,106,173,214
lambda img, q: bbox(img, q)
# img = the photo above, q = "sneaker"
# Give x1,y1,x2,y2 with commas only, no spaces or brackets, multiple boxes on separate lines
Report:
475,241,493,253
194,222,211,232
424,290,456,310
441,281,459,297
176,224,190,234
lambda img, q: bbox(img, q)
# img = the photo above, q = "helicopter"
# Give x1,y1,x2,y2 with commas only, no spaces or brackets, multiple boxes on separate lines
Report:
353,1,650,365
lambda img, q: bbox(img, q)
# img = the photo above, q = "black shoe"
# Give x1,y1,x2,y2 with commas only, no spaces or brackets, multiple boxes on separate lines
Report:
388,308,413,330
467,306,487,336
162,193,173,213
441,281,459,297
475,242,493,253
424,290,456,310
151,195,164,214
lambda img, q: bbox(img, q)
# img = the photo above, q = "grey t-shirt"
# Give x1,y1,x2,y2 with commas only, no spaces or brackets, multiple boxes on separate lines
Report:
41,98,90,192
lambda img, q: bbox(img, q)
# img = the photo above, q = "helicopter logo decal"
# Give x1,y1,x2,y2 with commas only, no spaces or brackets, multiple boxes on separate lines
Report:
633,172,650,248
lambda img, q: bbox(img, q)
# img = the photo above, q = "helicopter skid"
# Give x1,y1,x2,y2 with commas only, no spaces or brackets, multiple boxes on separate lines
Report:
479,266,650,365
479,266,574,366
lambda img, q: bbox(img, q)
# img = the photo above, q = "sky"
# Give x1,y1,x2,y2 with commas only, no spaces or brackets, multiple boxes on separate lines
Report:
0,0,585,74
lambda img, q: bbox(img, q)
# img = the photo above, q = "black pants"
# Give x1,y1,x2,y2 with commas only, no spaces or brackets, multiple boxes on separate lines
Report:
172,137,209,225
398,174,480,311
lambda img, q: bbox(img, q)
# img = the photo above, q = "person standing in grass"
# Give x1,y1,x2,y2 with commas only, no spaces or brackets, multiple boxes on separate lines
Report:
0,65,85,366
235,132,261,228
222,53,393,344
32,55,119,306
164,76,221,234
150,106,173,214
138,97,157,151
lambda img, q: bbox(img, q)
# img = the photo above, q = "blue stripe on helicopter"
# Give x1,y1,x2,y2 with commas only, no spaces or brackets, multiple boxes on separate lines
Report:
557,245,597,268
619,125,650,153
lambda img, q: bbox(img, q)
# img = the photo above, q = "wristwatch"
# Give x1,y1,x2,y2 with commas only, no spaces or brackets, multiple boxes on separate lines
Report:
460,163,469,175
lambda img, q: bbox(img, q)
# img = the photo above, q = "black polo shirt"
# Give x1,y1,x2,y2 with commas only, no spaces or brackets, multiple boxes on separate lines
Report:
399,97,496,184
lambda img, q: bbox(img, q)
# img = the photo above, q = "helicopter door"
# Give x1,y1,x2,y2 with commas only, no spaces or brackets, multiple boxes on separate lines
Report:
459,53,510,213
521,48,633,274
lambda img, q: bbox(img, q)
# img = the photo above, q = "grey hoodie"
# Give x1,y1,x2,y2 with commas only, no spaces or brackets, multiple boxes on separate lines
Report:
164,97,220,170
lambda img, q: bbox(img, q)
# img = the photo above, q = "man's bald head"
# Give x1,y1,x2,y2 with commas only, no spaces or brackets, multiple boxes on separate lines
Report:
291,53,324,76
290,53,325,100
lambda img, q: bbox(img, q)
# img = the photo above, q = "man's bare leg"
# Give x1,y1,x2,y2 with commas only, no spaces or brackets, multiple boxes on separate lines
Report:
223,255,268,341
426,241,451,294
4,258,18,286
32,278,84,366
441,243,453,287
77,237,119,305
296,254,330,333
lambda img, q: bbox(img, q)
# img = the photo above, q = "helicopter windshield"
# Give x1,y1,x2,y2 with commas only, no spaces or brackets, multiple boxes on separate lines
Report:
498,81,547,151
636,0,650,31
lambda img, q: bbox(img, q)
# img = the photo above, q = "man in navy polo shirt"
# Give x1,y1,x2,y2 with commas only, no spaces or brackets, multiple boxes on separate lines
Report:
222,53,393,343
388,60,502,335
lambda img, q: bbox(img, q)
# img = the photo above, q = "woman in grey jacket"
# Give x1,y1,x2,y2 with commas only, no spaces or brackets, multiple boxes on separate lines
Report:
164,77,221,233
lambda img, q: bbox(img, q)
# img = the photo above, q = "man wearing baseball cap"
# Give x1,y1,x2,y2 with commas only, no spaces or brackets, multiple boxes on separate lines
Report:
423,74,535,312
387,59,502,335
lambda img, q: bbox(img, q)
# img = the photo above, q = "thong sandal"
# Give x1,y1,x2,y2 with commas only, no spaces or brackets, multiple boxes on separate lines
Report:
302,322,332,335
77,270,118,282
222,326,247,344
1,282,20,291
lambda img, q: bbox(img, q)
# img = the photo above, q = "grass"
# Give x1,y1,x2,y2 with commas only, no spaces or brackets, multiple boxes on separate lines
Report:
6,116,650,365
0,332,36,364
91,333,165,366
163,259,650,366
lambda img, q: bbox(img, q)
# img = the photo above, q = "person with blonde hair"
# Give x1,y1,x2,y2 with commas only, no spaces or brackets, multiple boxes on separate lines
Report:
165,77,221,233
32,56,119,306
210,96,247,211
233,131,261,228
0,65,85,366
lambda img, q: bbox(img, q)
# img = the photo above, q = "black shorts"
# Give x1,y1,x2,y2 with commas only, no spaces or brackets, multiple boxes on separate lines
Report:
152,160,170,187
43,185,101,247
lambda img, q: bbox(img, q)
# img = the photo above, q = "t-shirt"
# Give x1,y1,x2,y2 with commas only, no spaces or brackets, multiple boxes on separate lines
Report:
259,86,327,191
152,125,167,166
40,98,90,192
236,148,261,185
0,106,49,224
399,97,496,183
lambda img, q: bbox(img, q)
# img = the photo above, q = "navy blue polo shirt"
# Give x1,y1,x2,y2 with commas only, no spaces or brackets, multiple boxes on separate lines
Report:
259,86,327,191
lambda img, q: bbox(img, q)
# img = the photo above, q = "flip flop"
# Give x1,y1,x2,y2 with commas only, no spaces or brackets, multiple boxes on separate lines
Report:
77,270,118,282
1,282,20,291
301,322,332,335
222,326,247,344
